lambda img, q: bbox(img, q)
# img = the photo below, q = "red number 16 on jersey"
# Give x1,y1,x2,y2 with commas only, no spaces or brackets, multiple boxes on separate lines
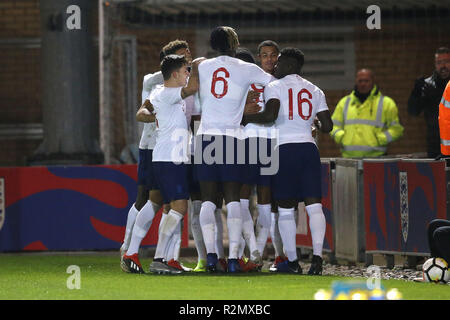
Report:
211,67,229,99
288,88,313,120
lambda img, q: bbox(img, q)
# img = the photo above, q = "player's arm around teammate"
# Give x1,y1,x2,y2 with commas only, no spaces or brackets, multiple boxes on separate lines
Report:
136,99,156,123
244,48,333,275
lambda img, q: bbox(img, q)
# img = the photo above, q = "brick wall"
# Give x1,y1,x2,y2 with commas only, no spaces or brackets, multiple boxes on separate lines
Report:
0,0,41,166
1,2,449,165
318,23,450,158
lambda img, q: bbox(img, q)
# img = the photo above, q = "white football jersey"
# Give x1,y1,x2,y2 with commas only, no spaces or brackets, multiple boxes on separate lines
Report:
196,55,272,138
139,71,164,150
149,85,190,163
264,74,328,147
243,76,277,139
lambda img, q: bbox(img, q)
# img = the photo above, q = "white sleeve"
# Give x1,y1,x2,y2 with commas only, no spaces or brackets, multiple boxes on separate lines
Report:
264,81,280,102
165,87,183,105
193,92,201,115
316,89,329,113
248,64,273,87
142,72,164,103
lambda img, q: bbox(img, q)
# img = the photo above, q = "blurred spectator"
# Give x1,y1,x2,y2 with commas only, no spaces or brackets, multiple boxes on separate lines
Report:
408,47,450,158
330,69,404,158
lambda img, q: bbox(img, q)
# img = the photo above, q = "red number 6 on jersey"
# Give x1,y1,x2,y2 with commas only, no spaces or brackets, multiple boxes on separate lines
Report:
288,88,313,120
211,67,229,99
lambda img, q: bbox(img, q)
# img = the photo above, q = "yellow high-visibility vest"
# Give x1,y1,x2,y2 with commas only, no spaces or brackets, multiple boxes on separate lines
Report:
330,86,404,158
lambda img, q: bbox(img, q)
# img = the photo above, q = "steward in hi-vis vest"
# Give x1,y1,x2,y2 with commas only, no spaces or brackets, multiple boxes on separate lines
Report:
330,69,404,158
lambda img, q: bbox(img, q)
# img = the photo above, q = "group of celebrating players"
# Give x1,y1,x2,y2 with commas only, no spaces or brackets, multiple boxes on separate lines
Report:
119,26,333,275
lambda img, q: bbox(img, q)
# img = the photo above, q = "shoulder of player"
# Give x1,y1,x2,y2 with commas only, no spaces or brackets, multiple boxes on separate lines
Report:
143,71,163,87
148,84,165,101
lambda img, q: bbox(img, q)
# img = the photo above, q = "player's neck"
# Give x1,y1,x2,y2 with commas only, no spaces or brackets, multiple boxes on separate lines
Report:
164,79,181,88
217,50,235,57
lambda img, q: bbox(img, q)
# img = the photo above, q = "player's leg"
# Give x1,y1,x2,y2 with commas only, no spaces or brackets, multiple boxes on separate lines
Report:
302,143,326,275
125,195,161,256
196,134,222,271
121,185,146,256
213,193,228,272
428,219,450,258
190,194,207,271
433,225,450,264
151,200,186,274
269,200,287,271
222,181,244,272
239,184,255,262
277,199,301,272
240,194,260,265
198,180,219,271
164,201,192,272
272,143,302,274
122,149,161,273
149,162,189,274
121,148,153,256
188,156,207,271
255,185,272,257
239,136,258,264
254,138,273,257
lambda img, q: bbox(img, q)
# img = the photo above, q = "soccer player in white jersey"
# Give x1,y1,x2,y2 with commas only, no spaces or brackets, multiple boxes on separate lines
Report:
195,26,273,273
145,54,203,274
236,43,284,273
242,47,333,274
121,40,194,273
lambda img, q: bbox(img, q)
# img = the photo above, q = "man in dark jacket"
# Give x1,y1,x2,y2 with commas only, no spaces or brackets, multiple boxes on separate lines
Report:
408,47,450,158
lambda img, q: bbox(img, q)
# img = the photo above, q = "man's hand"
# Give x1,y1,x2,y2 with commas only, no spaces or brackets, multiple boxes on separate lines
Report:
243,90,262,115
136,99,156,123
244,101,261,115
246,90,260,104
413,76,426,95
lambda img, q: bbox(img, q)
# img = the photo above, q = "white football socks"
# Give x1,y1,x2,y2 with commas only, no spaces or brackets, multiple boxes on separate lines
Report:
306,203,326,258
126,201,159,256
270,211,284,258
214,208,225,259
165,220,181,261
122,204,138,251
154,209,183,260
190,200,206,261
199,201,217,254
277,207,297,262
240,199,259,261
226,201,243,259
238,235,246,258
255,203,271,255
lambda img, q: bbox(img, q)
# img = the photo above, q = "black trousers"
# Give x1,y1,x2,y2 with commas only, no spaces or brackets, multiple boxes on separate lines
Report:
427,219,450,263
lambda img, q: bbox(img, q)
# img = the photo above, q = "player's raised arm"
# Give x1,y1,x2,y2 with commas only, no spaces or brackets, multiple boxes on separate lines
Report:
181,57,206,99
136,99,156,123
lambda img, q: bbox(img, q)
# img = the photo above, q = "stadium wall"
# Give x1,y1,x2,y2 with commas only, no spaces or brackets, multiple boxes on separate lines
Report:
1,1,450,166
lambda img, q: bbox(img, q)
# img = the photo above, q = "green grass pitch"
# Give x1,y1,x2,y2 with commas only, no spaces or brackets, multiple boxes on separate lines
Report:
0,253,449,300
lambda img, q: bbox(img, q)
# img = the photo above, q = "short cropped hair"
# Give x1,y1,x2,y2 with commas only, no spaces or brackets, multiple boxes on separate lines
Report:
162,39,189,56
235,47,256,64
280,47,305,72
161,54,187,81
210,26,240,53
159,49,165,62
436,47,450,55
257,40,280,54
